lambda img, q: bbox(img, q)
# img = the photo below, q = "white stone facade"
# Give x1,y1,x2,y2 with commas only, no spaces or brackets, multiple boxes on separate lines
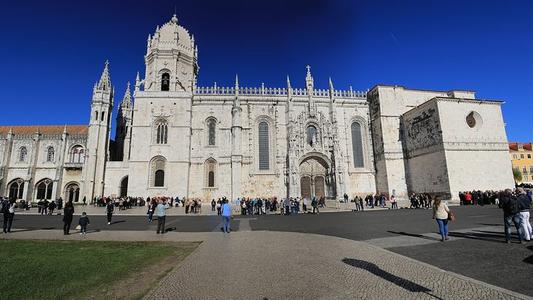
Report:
0,15,514,203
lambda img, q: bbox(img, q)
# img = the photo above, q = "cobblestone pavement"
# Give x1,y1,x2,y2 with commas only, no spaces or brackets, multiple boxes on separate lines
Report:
3,229,528,300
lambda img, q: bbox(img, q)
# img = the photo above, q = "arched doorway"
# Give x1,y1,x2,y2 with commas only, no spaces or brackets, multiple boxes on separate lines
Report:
120,176,128,197
8,178,24,200
299,156,329,200
65,183,80,203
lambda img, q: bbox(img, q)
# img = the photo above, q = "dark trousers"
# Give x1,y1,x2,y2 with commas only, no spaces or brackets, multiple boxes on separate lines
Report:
3,213,14,233
107,213,113,223
313,206,319,214
157,216,166,233
80,225,87,233
504,214,522,241
63,219,72,235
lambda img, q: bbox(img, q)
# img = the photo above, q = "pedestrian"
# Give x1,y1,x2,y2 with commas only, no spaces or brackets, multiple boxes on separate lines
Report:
432,196,450,242
211,199,216,211
516,188,532,242
106,200,114,225
390,195,398,209
78,212,90,235
48,200,56,215
155,198,170,234
220,199,232,233
499,189,523,243
303,197,308,212
359,197,364,212
2,198,15,233
311,197,319,214
147,200,156,223
63,201,75,235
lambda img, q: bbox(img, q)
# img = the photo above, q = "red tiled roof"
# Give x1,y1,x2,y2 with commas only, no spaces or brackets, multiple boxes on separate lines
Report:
0,125,88,135
509,142,533,151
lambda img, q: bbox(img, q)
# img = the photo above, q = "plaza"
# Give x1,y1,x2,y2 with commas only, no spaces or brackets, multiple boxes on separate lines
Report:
2,205,532,299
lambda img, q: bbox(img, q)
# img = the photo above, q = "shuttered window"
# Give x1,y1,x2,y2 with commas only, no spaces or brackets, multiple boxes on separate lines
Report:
351,122,364,168
258,122,270,170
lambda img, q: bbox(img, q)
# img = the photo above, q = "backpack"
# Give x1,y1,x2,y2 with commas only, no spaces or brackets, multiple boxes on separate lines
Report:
1,200,10,214
509,197,520,215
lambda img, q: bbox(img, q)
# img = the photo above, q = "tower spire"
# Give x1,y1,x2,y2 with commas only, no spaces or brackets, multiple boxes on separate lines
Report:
305,65,314,91
97,60,111,91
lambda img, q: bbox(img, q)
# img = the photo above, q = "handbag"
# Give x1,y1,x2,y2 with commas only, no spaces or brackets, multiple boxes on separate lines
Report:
75,225,81,230
447,210,456,221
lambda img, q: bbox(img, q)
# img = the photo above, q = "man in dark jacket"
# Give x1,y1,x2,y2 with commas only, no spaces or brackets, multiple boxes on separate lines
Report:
499,189,522,243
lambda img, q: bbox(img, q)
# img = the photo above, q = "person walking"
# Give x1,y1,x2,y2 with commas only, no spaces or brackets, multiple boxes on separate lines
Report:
432,196,450,242
2,198,15,233
78,212,90,235
311,197,319,214
106,200,114,225
147,200,156,223
220,199,232,233
499,189,523,243
48,200,56,215
155,199,170,234
516,188,532,242
390,195,398,209
63,201,75,235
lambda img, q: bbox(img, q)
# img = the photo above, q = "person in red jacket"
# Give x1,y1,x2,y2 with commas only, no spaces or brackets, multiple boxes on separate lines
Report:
465,192,472,205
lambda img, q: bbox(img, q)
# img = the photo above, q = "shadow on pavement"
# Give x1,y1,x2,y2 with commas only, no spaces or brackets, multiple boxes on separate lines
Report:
448,231,507,243
524,246,533,265
387,231,441,241
342,258,442,299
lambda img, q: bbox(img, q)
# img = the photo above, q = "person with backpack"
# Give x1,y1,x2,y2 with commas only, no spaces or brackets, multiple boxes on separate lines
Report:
106,200,114,225
2,198,15,233
499,189,523,244
63,201,75,235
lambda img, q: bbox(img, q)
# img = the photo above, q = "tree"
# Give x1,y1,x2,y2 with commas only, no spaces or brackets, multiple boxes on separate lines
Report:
513,168,522,183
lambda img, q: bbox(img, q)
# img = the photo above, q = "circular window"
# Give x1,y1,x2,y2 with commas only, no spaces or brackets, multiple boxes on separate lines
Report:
466,111,482,129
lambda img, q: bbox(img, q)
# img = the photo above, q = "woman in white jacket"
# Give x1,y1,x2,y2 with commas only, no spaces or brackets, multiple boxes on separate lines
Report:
432,197,450,242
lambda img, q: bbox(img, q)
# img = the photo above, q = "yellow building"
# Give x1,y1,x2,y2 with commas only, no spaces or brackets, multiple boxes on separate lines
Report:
509,142,533,184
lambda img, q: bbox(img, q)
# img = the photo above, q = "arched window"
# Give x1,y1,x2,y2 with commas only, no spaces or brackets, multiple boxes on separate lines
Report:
155,120,168,144
207,118,216,146
155,170,165,187
95,110,99,121
120,176,128,197
65,183,80,202
205,158,217,187
8,179,24,200
151,156,166,187
101,111,105,122
70,145,85,163
351,122,364,168
19,147,27,162
161,73,170,91
307,125,317,146
46,146,55,162
258,121,270,170
36,179,53,200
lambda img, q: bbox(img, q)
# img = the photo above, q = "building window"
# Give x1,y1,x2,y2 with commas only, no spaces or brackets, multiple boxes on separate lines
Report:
36,179,53,200
151,156,166,187
307,125,317,146
8,179,24,200
205,158,217,187
530,166,533,174
46,146,55,162
95,111,99,121
513,154,517,159
521,154,525,159
258,121,270,170
101,111,105,122
161,73,170,91
155,120,168,144
207,118,216,146
19,146,27,162
70,145,85,163
528,154,532,159
523,167,527,174
351,122,365,168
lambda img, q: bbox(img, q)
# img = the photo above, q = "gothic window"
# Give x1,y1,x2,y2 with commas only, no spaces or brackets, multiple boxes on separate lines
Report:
151,156,166,187
307,125,317,146
95,110,99,121
207,118,216,146
8,179,24,200
36,179,53,200
70,145,85,163
155,120,168,144
101,111,105,122
46,146,55,162
19,147,27,162
205,158,217,187
258,121,270,170
351,122,364,168
161,73,170,91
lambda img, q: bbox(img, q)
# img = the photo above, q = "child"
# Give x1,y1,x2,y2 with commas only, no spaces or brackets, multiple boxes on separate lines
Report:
79,212,90,235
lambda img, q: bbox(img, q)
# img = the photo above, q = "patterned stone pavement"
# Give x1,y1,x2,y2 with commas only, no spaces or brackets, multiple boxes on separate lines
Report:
2,229,529,300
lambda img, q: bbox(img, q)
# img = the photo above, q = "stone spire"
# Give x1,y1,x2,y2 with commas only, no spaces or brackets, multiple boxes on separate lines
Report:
305,65,314,92
234,74,240,107
120,82,132,109
328,77,335,99
134,71,141,92
97,60,111,91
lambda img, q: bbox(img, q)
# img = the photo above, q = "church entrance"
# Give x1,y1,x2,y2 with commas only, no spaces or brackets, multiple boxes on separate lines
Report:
299,156,329,200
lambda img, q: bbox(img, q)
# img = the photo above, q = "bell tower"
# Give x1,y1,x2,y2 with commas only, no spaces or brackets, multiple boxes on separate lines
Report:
143,14,199,92
83,61,113,202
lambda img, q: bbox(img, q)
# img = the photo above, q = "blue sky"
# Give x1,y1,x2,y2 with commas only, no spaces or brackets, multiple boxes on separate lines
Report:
1,0,532,141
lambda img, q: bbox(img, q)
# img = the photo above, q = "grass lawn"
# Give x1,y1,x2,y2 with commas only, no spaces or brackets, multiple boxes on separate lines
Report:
0,239,198,299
